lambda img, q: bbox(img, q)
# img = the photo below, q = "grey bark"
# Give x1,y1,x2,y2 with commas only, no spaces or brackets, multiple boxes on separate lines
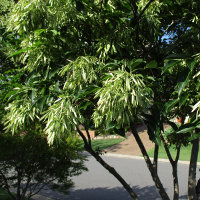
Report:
77,128,139,200
160,133,180,200
188,136,199,200
131,125,170,200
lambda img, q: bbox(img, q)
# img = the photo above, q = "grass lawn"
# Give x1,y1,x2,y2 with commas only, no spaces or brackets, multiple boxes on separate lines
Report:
146,124,200,162
147,144,200,162
91,138,125,151
0,189,31,200
80,138,125,151
0,189,14,200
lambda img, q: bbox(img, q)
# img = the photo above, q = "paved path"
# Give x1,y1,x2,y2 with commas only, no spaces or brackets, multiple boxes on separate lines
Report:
33,124,195,200
37,155,199,200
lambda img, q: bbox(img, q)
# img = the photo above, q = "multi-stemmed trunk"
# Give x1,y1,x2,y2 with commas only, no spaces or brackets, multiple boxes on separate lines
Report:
77,127,139,200
160,133,180,200
130,125,170,200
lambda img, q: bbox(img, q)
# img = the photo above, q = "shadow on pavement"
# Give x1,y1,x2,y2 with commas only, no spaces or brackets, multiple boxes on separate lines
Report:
68,185,161,200
42,185,163,200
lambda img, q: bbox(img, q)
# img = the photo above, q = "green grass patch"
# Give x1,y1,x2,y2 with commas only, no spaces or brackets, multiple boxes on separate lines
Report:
0,189,18,200
147,144,200,162
80,138,125,151
0,189,10,200
91,138,125,151
0,189,32,200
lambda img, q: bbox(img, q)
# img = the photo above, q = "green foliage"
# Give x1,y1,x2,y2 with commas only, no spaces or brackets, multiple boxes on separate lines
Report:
0,133,86,200
0,0,14,27
94,68,152,129
1,0,200,199
2,0,200,143
42,97,84,144
60,56,102,91
0,188,17,200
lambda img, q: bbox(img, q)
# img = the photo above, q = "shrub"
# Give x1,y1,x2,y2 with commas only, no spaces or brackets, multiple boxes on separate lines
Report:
0,133,87,200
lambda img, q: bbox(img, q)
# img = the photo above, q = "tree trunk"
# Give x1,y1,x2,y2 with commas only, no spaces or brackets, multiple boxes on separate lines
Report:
131,126,170,200
172,162,179,200
160,133,180,200
77,128,139,200
188,137,199,200
153,144,159,173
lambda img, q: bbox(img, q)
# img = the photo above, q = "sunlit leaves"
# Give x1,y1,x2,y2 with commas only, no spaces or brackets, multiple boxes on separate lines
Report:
60,56,102,90
42,97,84,144
7,0,77,33
4,99,40,134
94,69,152,128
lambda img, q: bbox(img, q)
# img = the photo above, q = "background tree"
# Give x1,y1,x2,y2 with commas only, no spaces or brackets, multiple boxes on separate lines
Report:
0,133,86,200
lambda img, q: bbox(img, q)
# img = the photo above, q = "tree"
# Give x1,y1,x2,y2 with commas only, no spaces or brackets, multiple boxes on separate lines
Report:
2,0,200,199
0,133,86,200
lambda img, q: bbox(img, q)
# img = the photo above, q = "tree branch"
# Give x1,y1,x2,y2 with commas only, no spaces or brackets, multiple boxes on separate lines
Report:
77,127,90,147
21,175,32,199
153,144,159,173
175,143,181,163
85,127,92,147
160,133,174,164
130,0,138,20
138,0,155,19
0,170,16,200
77,127,139,200
131,125,170,200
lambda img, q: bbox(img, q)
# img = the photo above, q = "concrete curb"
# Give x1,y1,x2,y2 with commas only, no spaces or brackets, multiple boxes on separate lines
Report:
103,153,200,166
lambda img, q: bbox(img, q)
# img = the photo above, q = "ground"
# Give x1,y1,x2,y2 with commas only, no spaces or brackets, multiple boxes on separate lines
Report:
105,125,154,156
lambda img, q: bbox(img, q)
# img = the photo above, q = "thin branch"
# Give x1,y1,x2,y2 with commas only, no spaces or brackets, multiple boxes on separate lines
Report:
0,170,16,200
129,0,138,20
27,179,56,199
160,20,175,38
175,143,181,163
21,175,32,199
77,127,89,147
138,0,155,19
17,169,22,199
159,133,174,164
85,127,92,147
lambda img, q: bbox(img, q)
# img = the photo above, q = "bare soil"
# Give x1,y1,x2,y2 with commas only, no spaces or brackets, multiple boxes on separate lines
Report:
105,125,154,156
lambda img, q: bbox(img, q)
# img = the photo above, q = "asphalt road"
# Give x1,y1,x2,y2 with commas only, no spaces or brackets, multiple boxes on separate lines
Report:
39,154,200,200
